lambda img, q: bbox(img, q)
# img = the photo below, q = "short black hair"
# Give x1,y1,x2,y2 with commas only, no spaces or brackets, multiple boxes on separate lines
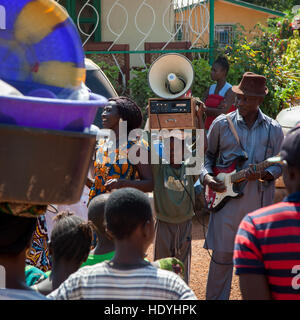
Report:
109,96,143,133
105,188,152,240
214,56,230,75
88,194,110,237
50,211,93,265
0,214,37,255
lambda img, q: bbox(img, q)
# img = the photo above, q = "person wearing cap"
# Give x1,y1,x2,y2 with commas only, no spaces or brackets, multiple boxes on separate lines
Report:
200,72,284,300
234,125,300,300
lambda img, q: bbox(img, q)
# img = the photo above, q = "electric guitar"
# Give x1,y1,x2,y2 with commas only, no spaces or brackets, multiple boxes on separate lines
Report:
204,157,282,212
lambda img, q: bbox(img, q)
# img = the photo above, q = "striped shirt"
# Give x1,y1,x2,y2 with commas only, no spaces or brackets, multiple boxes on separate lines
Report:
0,289,48,300
47,261,197,300
234,191,300,300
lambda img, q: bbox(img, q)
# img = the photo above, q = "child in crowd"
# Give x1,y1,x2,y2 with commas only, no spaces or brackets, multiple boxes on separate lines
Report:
0,204,47,299
32,211,93,295
152,132,202,284
84,193,186,278
48,188,197,300
81,194,115,267
203,56,236,131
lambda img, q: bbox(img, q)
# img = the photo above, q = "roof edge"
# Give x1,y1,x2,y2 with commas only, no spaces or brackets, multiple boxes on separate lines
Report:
221,0,286,17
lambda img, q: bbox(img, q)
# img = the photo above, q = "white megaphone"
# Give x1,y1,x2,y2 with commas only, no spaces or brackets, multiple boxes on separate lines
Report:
148,53,194,99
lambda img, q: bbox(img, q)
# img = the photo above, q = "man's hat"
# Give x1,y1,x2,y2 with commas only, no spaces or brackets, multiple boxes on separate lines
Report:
232,72,269,97
271,125,300,167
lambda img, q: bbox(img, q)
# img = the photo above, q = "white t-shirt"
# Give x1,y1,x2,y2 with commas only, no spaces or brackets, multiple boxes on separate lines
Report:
47,261,197,300
208,82,232,97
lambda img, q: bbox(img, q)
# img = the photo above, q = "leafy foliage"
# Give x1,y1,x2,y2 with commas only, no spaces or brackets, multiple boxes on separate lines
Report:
191,58,214,99
127,67,155,117
244,0,298,12
93,60,122,94
215,11,300,117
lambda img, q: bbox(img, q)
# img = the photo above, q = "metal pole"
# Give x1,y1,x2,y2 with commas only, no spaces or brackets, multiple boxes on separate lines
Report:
209,0,215,65
94,0,101,42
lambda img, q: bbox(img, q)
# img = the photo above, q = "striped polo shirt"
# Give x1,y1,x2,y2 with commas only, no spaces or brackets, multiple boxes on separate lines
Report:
234,191,300,300
47,261,197,300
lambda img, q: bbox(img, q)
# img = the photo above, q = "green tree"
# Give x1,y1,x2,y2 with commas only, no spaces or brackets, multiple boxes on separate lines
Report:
244,0,298,12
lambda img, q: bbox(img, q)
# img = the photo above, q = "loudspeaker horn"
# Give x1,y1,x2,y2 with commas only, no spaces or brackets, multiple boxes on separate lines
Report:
148,53,194,99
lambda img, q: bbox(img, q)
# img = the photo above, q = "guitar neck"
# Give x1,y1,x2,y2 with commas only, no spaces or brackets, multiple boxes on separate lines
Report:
230,160,273,183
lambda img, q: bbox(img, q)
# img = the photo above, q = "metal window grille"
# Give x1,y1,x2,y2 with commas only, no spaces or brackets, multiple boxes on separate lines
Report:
215,24,234,46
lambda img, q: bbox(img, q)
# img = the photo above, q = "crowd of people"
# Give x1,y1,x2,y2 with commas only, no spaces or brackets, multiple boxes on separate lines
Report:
1,56,300,301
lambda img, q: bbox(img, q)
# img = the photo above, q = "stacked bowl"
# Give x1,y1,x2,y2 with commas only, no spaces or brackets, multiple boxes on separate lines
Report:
0,0,108,205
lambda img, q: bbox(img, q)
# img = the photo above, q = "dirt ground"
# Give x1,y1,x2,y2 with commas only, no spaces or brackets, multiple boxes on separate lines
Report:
146,214,242,300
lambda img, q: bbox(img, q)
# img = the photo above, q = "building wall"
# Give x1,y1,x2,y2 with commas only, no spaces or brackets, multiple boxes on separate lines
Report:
101,0,175,67
176,0,276,47
215,1,271,37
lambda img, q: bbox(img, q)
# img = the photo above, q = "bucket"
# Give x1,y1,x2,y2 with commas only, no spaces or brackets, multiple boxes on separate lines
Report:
0,124,96,205
0,92,107,131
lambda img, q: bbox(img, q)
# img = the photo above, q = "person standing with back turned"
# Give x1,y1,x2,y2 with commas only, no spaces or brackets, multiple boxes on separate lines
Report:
234,125,300,300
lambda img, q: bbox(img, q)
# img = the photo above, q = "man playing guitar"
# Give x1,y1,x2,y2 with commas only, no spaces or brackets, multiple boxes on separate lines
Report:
200,72,284,300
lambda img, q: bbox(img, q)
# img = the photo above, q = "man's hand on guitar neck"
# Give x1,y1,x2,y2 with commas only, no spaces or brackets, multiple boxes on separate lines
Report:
245,164,274,182
203,174,227,193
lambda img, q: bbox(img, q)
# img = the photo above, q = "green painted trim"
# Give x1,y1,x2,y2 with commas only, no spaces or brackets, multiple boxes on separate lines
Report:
79,18,97,23
175,0,285,17
209,0,215,66
221,0,286,17
64,0,102,42
85,48,210,55
93,0,101,42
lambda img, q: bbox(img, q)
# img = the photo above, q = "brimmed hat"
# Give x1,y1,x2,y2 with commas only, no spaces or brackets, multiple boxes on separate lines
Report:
232,72,269,97
270,125,300,168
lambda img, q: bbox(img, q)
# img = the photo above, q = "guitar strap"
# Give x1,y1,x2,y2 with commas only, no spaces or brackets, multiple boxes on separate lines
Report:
264,121,272,161
260,119,272,206
226,115,248,162
227,115,273,207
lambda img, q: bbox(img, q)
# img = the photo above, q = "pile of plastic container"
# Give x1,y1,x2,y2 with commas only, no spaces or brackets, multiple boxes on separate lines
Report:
0,0,108,205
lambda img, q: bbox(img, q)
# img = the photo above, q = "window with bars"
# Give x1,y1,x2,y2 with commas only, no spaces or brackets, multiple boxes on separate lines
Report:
175,23,183,40
174,22,190,41
215,24,234,46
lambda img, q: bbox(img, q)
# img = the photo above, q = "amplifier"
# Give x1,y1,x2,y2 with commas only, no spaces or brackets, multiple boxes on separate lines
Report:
148,97,197,130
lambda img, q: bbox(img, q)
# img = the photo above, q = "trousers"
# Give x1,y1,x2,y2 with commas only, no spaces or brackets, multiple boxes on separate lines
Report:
154,219,192,284
206,251,234,300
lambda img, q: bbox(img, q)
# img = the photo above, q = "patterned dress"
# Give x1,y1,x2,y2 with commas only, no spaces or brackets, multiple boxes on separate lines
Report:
88,138,146,203
26,215,51,272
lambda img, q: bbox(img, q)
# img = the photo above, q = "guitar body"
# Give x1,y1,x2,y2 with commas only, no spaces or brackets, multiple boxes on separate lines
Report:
204,157,281,212
205,162,243,212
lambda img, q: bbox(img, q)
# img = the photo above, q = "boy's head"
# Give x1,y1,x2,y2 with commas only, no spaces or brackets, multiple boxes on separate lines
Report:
49,211,93,267
88,193,111,240
0,213,37,255
211,56,230,81
105,188,154,249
